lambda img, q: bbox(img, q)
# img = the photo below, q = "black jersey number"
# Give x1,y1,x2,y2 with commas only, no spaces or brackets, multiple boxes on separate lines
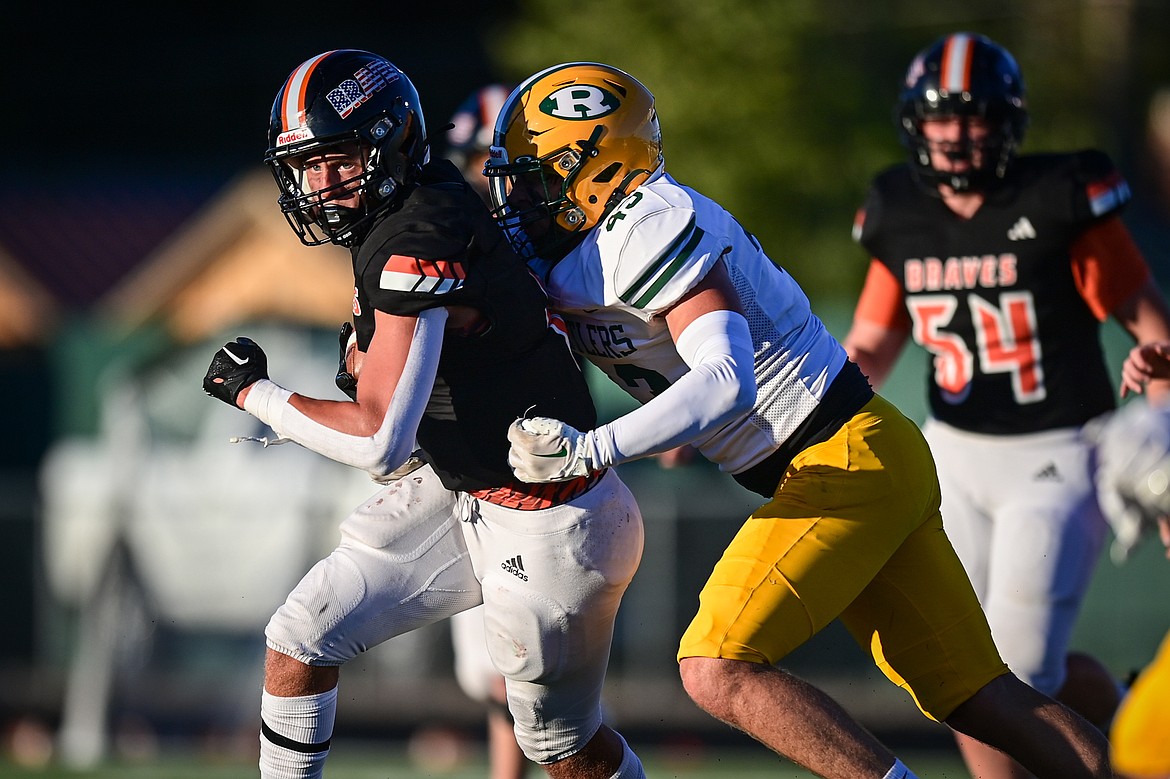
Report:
614,363,672,396
908,291,1045,404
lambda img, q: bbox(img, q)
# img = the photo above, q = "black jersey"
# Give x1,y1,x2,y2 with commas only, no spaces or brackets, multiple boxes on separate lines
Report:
350,159,597,491
854,150,1132,434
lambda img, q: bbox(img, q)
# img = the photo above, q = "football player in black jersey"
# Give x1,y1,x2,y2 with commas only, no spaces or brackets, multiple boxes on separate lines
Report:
844,32,1170,779
441,82,535,779
203,51,647,779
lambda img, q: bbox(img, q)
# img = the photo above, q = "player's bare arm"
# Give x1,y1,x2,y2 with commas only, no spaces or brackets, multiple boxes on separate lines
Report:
842,319,908,391
663,258,743,337
244,310,418,433
1113,280,1170,401
842,259,910,390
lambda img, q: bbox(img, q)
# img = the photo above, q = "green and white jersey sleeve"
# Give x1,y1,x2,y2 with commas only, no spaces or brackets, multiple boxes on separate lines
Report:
593,182,728,317
546,171,851,474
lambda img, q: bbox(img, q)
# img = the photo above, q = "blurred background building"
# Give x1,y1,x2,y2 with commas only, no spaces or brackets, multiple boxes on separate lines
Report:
2,0,1170,771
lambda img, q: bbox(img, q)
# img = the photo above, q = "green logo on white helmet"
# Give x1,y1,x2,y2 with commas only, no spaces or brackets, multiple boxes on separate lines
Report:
539,85,619,119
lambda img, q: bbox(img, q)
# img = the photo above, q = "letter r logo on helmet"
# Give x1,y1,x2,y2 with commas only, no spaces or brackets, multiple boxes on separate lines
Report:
540,86,620,120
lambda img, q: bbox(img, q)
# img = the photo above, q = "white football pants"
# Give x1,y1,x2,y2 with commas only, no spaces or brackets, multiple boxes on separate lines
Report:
923,419,1107,695
264,463,644,763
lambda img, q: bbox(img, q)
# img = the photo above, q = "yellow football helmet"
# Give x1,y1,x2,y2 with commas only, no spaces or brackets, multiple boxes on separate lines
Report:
486,62,662,258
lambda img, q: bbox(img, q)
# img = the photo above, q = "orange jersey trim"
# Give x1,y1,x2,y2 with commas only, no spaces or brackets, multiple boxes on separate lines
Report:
1070,216,1151,321
852,259,911,332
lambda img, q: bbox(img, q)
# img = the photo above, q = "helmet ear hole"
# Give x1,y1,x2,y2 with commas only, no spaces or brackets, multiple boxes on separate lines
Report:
592,162,621,184
379,112,423,184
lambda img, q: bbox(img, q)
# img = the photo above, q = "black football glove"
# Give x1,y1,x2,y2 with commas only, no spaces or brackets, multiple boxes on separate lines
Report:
203,337,269,408
336,321,358,401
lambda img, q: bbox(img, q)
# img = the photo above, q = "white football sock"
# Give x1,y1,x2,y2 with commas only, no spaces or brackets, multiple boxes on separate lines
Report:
259,687,338,779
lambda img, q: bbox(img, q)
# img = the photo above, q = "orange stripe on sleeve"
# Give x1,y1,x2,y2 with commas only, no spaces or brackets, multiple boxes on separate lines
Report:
852,259,912,332
383,254,421,273
1070,216,1152,321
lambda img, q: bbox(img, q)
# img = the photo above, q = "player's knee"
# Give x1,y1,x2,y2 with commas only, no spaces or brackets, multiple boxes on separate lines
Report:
945,671,1038,736
1058,652,1121,730
264,556,367,667
264,648,338,697
512,692,602,763
679,656,740,716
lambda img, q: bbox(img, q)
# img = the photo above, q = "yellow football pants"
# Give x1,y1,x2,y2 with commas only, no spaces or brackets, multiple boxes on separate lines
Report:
1111,628,1170,778
678,394,1009,720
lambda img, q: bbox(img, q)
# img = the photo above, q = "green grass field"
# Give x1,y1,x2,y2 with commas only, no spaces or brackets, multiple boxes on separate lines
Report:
0,744,971,778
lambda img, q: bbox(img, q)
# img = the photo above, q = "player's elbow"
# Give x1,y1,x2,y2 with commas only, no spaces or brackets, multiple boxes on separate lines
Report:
345,435,415,481
364,457,398,481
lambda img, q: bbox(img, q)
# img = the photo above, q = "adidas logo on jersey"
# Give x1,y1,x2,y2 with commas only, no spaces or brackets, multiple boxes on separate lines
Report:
1007,217,1037,241
1033,462,1062,482
502,555,529,581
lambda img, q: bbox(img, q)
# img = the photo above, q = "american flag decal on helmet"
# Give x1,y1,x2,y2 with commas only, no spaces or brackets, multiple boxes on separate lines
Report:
327,59,400,119
380,254,467,294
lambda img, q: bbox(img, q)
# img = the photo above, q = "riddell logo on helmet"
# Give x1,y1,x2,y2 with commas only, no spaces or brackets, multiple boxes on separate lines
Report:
277,127,314,147
540,85,619,120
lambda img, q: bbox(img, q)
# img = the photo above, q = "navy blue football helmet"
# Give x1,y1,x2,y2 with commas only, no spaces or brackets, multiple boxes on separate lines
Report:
897,33,1028,192
265,50,429,246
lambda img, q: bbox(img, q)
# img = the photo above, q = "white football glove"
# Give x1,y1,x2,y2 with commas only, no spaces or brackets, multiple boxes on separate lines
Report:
507,417,596,483
1090,402,1170,563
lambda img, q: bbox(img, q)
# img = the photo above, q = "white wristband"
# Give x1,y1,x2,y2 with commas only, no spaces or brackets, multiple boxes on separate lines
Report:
243,379,293,427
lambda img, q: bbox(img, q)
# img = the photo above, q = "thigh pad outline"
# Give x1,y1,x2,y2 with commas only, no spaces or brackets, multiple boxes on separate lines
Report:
480,574,568,683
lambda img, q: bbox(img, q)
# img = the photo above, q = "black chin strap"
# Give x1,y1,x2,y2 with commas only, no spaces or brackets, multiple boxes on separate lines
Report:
576,125,604,160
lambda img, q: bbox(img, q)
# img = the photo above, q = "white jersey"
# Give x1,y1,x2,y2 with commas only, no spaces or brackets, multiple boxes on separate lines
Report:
535,170,849,474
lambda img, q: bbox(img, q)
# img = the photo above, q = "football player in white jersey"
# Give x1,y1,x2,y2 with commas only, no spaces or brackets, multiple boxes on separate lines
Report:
1091,374,1170,779
485,62,1113,779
